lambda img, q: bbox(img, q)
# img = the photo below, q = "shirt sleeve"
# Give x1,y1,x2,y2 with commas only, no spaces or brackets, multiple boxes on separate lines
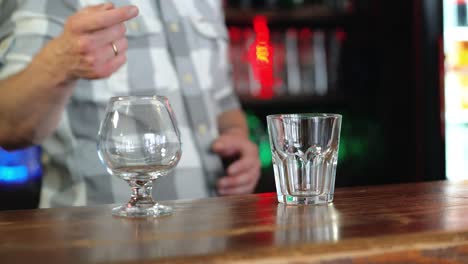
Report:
210,7,241,114
0,0,17,73
0,0,68,79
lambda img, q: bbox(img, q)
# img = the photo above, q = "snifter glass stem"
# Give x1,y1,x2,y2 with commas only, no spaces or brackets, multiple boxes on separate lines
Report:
129,180,155,208
112,179,173,217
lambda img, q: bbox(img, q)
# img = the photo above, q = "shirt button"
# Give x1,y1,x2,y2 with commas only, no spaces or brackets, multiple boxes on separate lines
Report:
169,23,179,33
183,73,193,84
0,40,9,52
198,125,207,135
129,21,140,32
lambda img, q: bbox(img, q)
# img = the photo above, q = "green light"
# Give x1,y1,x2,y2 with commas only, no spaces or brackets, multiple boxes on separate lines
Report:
246,112,272,168
258,139,272,168
338,138,347,161
247,114,262,129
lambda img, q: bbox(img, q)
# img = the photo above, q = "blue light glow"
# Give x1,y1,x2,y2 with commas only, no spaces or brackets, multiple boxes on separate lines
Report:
0,146,42,184
0,166,29,184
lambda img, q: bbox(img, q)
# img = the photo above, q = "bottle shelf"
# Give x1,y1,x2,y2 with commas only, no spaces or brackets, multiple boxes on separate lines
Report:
225,6,351,26
239,93,346,109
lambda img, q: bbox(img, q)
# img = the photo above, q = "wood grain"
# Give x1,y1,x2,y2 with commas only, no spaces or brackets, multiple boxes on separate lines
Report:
2,181,468,263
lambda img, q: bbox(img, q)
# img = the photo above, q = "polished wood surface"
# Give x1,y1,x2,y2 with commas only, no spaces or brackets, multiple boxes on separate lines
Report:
2,181,468,263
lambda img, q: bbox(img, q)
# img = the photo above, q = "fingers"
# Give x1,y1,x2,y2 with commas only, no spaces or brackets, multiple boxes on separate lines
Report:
75,23,126,54
60,4,135,80
87,37,128,66
212,133,261,195
226,156,258,176
102,53,127,77
216,146,261,196
212,134,255,157
88,53,126,79
86,23,126,51
218,173,252,189
74,38,127,79
217,174,258,195
71,5,138,33
108,37,128,59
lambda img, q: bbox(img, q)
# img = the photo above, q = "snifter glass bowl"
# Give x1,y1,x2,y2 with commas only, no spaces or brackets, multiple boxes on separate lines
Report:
97,96,182,217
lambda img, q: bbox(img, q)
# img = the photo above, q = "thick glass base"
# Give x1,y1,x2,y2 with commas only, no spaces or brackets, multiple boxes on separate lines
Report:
112,203,173,218
277,193,333,205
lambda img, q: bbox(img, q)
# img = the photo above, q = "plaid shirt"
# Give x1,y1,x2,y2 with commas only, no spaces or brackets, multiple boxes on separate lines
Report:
0,0,240,207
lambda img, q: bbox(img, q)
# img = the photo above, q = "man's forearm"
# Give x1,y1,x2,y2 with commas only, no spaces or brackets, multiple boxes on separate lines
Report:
0,39,76,150
0,4,138,150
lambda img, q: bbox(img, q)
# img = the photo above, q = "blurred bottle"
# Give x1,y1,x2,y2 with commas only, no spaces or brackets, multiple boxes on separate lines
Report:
285,28,302,95
244,28,259,97
328,29,346,93
271,30,287,96
298,28,315,95
457,0,467,26
313,30,328,96
229,27,250,96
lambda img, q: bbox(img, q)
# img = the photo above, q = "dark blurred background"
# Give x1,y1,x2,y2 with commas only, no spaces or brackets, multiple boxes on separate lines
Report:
224,0,446,193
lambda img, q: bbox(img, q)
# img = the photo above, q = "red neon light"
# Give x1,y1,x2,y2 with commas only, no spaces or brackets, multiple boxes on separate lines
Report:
247,15,275,99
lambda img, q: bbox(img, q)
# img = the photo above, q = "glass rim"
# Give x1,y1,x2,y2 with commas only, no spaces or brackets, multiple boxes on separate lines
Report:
267,113,342,119
109,95,168,102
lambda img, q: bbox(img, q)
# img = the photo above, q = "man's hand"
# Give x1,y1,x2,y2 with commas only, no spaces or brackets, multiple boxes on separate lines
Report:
38,3,138,82
212,133,261,195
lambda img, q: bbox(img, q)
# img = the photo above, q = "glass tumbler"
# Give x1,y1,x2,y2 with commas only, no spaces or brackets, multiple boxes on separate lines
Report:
267,114,342,205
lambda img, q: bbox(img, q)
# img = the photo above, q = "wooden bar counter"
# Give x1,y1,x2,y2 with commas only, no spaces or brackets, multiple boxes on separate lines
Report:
2,180,468,263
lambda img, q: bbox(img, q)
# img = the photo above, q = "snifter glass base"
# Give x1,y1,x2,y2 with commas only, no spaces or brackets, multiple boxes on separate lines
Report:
112,203,173,218
277,194,333,205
